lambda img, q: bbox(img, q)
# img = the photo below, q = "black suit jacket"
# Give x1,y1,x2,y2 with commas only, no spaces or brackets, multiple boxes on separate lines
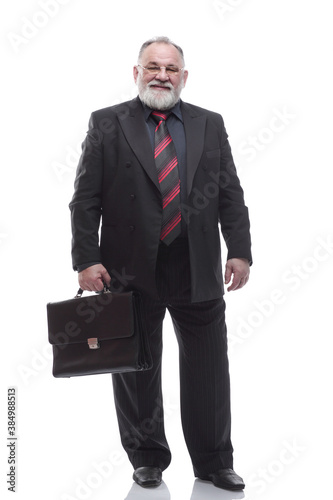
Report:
69,97,252,302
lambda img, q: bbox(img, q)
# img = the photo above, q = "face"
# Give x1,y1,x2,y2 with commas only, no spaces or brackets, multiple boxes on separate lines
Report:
133,42,189,110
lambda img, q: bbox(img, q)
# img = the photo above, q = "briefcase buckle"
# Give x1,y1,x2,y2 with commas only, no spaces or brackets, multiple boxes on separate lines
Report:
87,338,100,350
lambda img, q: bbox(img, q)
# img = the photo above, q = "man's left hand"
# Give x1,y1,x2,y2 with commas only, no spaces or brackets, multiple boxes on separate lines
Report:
224,258,250,292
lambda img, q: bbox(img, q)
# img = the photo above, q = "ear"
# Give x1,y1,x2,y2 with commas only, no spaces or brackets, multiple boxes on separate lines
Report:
133,65,139,84
183,70,189,87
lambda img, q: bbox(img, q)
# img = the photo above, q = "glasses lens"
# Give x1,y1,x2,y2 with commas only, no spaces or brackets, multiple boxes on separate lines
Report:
145,66,180,75
166,67,179,75
147,67,159,74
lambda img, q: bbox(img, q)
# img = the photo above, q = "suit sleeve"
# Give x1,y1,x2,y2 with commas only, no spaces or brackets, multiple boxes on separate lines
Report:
69,113,103,270
218,116,253,265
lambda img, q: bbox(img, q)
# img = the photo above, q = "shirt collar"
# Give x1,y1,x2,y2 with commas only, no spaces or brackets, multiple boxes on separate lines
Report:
141,98,183,123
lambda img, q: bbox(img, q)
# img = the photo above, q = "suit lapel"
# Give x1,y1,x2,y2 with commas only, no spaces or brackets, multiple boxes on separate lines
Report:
181,101,207,196
117,97,160,191
117,98,207,196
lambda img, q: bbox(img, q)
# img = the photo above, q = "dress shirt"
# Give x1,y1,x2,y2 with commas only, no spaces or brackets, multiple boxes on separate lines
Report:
142,98,188,237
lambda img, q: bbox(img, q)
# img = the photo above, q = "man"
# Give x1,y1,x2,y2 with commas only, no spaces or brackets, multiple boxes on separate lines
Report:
69,36,252,491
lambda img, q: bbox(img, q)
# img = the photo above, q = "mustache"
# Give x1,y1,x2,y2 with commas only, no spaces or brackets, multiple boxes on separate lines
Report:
148,80,174,89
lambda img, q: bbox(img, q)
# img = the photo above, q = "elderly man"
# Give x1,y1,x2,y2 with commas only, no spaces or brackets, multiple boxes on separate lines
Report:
70,36,252,491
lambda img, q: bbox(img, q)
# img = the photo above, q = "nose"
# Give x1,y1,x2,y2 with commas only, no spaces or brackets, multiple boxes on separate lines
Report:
155,67,169,80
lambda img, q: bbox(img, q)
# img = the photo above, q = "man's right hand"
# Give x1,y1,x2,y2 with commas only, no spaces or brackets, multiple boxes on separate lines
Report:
78,264,111,292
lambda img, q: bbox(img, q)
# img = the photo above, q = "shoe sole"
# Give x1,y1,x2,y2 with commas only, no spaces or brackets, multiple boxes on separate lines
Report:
133,474,162,488
134,480,162,488
198,476,244,491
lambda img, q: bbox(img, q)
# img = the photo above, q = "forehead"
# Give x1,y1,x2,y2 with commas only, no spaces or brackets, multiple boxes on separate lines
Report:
140,43,183,66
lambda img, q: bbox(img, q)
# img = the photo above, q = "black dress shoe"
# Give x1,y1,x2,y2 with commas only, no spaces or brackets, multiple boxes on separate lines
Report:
133,466,162,488
199,468,245,491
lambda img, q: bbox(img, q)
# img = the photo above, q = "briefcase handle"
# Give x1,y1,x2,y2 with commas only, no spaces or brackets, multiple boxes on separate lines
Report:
74,284,111,299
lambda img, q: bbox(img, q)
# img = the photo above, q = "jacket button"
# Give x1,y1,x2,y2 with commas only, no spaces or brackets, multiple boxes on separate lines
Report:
202,164,208,171
129,225,135,231
130,194,135,200
126,161,131,168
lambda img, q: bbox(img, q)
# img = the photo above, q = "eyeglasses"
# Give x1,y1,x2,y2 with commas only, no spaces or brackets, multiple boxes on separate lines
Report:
137,64,184,75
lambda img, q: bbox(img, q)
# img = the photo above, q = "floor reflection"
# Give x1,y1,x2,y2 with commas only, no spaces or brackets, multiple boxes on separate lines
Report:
125,481,171,499
190,479,245,499
124,478,245,499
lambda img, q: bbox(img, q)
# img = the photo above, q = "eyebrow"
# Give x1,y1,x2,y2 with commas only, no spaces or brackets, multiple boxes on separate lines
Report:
145,61,178,67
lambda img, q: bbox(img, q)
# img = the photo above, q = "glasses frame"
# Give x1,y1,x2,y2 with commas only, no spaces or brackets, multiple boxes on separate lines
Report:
137,64,184,76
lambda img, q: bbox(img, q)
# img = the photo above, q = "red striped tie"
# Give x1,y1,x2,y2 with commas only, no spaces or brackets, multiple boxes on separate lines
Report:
152,111,181,245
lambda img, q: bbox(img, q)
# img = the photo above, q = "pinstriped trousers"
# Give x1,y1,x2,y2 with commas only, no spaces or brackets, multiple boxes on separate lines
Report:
112,237,233,476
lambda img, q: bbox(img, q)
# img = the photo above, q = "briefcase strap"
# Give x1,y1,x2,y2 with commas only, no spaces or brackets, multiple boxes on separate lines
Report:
75,285,110,298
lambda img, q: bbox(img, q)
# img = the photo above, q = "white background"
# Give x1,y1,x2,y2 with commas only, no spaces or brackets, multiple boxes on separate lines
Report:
1,0,333,499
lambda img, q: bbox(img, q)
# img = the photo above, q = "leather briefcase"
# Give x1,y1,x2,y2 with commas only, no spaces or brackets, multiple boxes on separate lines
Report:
47,288,152,378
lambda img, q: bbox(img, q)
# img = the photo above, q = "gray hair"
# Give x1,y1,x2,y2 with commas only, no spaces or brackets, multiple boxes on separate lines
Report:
138,36,185,65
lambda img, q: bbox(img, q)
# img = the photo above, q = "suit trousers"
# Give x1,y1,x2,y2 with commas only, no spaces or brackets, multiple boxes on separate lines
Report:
112,237,233,476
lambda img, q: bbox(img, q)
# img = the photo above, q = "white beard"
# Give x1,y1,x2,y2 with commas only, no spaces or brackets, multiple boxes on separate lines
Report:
137,76,184,110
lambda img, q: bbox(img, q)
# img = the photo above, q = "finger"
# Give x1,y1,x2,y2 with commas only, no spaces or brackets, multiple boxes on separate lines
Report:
227,276,240,292
101,268,111,286
224,265,233,284
227,274,248,292
234,281,244,291
79,282,93,292
228,282,240,292
94,278,105,292
79,277,103,292
237,278,245,290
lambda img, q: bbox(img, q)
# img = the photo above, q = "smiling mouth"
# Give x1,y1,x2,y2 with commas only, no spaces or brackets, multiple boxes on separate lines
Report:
150,85,171,90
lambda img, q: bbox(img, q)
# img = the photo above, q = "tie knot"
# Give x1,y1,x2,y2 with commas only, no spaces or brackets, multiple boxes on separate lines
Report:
151,111,170,124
